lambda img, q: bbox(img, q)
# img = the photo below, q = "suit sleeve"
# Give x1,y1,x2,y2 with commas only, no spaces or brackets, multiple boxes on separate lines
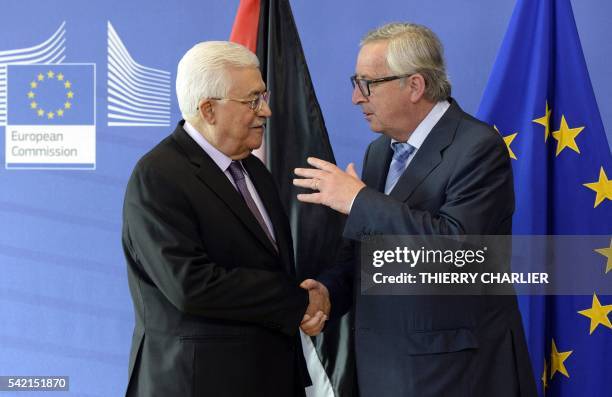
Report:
316,142,377,319
122,162,308,336
344,130,514,238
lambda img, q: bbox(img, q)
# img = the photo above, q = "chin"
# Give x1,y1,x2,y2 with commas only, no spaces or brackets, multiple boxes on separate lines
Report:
368,123,384,134
251,136,264,149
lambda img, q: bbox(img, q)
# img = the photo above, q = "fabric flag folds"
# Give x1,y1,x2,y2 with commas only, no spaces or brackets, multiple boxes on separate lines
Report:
477,0,612,396
230,1,356,396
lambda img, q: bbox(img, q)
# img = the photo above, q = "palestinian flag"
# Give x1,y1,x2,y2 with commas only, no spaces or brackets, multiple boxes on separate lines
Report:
231,1,356,396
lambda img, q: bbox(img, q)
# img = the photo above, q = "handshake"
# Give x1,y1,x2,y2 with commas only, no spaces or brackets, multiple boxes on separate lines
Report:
299,279,330,336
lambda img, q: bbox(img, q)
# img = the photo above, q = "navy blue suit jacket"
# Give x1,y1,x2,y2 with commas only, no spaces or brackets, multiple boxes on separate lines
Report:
320,100,537,397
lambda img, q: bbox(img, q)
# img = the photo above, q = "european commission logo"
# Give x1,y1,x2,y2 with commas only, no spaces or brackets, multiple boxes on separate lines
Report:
0,20,172,170
5,64,96,170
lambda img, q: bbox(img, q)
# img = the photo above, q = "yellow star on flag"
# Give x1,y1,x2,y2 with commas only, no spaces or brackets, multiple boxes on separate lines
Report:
47,112,55,119
30,101,37,109
494,125,518,160
541,359,548,389
30,81,37,89
550,339,572,379
551,115,584,156
67,91,74,99
47,70,55,78
533,101,552,142
578,293,612,334
594,239,612,274
57,109,64,117
27,91,35,99
37,73,44,81
37,109,44,117
583,167,612,208
57,73,64,81
64,81,71,89
64,101,72,109
503,133,518,160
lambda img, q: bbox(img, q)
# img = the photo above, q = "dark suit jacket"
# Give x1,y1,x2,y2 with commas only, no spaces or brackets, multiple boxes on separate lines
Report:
320,100,537,397
122,121,309,397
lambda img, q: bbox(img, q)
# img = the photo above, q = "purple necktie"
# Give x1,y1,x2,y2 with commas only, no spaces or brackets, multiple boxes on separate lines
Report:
227,161,278,252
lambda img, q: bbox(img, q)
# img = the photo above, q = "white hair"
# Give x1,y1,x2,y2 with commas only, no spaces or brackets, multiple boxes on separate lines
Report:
362,23,451,101
176,41,260,121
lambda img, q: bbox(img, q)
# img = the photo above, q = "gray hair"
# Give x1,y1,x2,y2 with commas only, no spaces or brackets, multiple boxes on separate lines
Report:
176,41,260,121
361,23,451,101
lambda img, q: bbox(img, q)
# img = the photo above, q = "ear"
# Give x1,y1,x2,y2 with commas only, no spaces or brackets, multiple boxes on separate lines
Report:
198,99,216,124
407,73,426,103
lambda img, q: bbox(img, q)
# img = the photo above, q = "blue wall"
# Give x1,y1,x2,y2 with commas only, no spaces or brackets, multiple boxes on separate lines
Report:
0,1,609,396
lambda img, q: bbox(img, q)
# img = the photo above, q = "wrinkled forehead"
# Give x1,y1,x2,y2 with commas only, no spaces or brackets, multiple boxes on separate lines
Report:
355,41,390,77
225,66,266,97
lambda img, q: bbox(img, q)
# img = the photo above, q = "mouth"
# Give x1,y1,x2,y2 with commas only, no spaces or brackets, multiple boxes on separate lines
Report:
363,112,373,121
250,124,266,131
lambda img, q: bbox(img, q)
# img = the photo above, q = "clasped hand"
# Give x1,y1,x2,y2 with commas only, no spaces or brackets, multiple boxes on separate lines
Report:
299,279,330,336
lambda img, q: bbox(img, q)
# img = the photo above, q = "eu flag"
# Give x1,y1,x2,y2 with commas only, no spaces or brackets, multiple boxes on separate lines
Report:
477,0,612,395
7,64,94,126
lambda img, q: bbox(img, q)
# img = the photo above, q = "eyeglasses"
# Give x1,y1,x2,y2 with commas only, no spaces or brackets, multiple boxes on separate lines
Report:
350,73,414,97
209,91,270,112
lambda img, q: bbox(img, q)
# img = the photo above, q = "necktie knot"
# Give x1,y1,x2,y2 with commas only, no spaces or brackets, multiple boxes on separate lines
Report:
384,142,416,194
392,142,416,163
228,161,245,182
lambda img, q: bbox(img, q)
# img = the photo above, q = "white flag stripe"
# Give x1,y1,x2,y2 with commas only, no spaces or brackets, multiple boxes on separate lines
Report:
107,21,171,127
301,331,335,397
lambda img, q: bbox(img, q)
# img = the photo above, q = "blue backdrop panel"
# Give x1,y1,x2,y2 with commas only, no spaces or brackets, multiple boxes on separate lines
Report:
0,1,609,396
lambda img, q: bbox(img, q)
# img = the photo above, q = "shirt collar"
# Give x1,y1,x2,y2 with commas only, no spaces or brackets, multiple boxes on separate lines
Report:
391,100,451,149
183,120,233,172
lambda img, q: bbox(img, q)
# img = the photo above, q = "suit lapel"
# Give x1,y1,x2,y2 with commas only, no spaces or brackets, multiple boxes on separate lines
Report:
242,156,295,275
171,123,279,256
388,100,461,201
364,136,393,192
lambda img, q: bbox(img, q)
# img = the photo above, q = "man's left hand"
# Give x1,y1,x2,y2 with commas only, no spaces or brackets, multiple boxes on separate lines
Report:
294,157,366,215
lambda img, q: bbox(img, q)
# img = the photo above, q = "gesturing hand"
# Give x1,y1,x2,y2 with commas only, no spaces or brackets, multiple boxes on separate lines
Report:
294,157,366,215
299,278,331,336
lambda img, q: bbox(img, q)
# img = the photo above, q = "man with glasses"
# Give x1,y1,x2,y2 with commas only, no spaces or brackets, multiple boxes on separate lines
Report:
295,24,537,396
122,41,326,397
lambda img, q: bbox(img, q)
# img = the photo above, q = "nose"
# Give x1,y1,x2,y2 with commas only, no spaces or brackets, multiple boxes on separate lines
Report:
352,85,367,105
258,98,272,117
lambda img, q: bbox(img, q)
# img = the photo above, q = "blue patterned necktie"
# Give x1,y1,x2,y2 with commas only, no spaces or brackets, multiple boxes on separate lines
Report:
384,142,416,194
227,161,278,252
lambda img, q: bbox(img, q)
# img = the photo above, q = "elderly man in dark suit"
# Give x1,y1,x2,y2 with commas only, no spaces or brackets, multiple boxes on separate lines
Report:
122,41,328,397
295,23,538,396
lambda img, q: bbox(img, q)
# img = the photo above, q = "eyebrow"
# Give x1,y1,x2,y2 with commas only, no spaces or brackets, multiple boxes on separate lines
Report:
247,85,267,96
